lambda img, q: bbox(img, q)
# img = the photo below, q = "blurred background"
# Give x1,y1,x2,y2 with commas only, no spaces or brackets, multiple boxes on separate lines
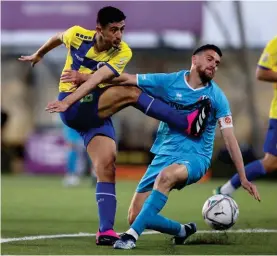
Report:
1,1,277,182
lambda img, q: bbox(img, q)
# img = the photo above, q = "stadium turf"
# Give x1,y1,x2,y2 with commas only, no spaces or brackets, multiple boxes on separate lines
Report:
1,175,277,254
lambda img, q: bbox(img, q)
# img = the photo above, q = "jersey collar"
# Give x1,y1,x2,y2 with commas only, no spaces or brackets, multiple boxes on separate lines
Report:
183,70,212,91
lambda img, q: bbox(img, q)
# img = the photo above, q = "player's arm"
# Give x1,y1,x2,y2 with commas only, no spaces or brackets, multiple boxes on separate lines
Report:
219,117,261,201
61,69,169,91
61,71,137,107
109,73,137,85
18,32,64,67
62,66,117,106
256,67,277,82
219,118,246,182
35,32,64,57
256,37,277,82
18,26,82,67
61,71,137,87
215,90,260,201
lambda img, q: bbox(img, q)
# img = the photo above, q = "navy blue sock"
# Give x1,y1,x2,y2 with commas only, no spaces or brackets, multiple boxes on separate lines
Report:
96,182,116,232
135,92,188,130
230,160,267,189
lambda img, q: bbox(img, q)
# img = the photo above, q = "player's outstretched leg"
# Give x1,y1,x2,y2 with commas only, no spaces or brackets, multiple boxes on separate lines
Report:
135,92,211,137
98,86,211,137
114,164,197,249
185,97,211,137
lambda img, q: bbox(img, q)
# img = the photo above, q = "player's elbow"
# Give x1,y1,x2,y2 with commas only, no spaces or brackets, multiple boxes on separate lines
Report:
55,32,64,43
256,67,267,81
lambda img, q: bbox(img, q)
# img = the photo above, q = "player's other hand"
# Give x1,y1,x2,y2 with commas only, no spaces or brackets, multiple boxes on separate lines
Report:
45,100,70,113
60,70,83,90
18,53,42,67
241,179,261,202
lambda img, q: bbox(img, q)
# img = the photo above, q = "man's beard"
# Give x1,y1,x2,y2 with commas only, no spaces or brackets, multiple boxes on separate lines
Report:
197,67,213,85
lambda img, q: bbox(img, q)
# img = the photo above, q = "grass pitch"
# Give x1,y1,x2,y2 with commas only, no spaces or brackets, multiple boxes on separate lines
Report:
1,175,277,254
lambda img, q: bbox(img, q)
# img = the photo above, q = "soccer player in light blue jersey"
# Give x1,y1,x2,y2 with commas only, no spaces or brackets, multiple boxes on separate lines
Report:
109,44,261,249
62,125,84,187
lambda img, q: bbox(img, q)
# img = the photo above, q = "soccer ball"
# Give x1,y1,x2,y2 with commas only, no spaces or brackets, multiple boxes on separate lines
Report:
202,194,239,230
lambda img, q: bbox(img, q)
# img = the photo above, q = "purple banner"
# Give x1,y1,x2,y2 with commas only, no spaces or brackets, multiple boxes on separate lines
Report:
24,131,67,175
2,1,203,35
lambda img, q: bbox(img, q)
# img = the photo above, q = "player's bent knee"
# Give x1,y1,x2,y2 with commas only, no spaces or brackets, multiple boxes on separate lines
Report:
93,157,116,181
262,154,277,172
155,171,175,189
126,86,142,103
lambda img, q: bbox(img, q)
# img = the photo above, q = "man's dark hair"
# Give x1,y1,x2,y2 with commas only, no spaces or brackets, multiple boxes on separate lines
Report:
192,44,222,57
97,6,126,27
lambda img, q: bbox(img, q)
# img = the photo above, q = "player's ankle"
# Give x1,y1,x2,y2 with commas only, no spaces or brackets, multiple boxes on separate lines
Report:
177,224,186,237
220,181,236,195
126,228,139,240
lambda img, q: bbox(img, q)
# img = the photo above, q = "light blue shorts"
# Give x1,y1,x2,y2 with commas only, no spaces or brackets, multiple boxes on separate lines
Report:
136,154,210,193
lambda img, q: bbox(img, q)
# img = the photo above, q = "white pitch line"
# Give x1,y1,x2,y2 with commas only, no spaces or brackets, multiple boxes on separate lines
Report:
1,229,277,244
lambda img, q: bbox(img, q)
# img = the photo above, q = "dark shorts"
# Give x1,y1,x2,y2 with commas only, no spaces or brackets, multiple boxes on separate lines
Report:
58,89,115,148
263,119,277,156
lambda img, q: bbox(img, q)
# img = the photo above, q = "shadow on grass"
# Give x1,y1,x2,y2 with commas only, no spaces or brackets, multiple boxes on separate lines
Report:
183,233,232,245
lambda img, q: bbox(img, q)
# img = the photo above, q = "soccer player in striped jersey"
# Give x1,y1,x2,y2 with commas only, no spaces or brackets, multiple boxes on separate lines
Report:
19,6,210,246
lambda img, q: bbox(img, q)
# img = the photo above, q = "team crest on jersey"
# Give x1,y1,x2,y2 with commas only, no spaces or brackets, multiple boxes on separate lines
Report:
115,57,128,69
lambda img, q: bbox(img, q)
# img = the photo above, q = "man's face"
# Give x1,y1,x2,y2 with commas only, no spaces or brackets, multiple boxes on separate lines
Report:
193,50,221,83
98,21,125,48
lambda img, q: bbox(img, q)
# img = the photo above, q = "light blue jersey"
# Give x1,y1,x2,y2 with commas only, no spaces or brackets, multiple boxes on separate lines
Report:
137,70,231,167
136,70,231,192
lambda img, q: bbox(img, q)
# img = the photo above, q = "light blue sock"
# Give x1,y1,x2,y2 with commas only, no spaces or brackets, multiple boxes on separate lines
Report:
147,214,182,235
131,189,181,236
67,149,78,174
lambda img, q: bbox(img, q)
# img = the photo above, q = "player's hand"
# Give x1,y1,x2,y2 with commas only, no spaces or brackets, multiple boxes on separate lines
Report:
60,70,82,89
45,100,70,113
241,179,261,202
18,53,42,67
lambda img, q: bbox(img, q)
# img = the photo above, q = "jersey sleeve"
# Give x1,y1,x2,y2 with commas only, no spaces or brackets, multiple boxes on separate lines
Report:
214,90,232,119
62,26,81,49
136,73,173,98
257,36,277,70
105,48,132,77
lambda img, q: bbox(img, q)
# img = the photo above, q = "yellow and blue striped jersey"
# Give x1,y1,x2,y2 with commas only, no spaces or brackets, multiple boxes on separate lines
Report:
59,25,132,92
258,36,277,119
